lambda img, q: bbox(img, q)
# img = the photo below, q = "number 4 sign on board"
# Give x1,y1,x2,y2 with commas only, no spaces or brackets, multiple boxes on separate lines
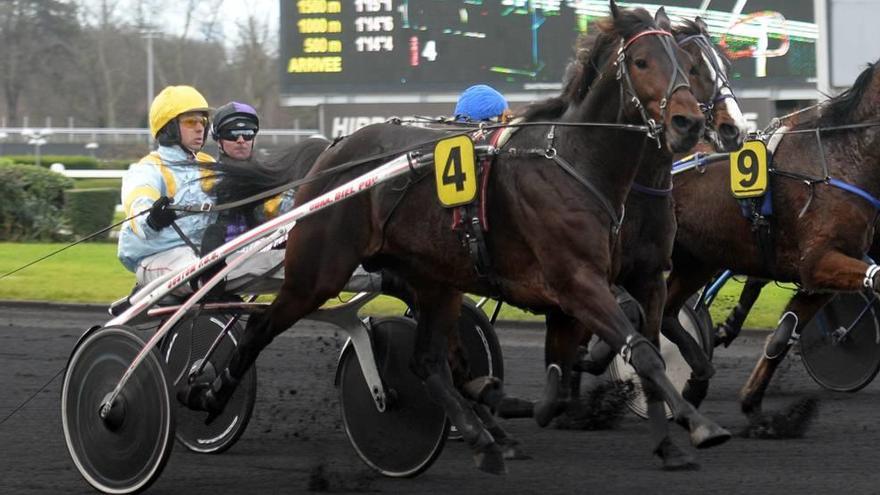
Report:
433,135,478,207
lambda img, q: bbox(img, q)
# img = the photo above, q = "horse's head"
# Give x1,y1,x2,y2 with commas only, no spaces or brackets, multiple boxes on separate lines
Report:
581,2,704,153
674,17,748,152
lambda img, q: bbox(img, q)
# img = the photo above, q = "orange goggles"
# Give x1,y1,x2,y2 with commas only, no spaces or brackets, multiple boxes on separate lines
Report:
179,115,208,129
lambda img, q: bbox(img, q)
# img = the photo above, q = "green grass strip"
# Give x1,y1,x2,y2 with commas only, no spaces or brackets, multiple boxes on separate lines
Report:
0,242,793,328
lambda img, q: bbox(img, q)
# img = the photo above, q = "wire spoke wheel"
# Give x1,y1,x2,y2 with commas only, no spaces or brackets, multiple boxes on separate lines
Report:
610,297,709,419
161,314,257,454
62,325,174,494
456,299,504,381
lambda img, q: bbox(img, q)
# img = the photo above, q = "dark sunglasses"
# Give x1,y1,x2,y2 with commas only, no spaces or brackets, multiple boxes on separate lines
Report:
220,128,257,141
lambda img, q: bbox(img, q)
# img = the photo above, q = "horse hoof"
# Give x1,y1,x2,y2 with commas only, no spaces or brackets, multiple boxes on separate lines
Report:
474,444,507,475
177,383,222,425
654,437,699,471
495,397,536,419
688,417,732,449
498,438,531,460
551,381,632,431
533,399,557,428
534,364,562,428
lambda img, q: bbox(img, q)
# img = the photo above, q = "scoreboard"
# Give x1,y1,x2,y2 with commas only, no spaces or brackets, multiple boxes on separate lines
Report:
280,0,818,101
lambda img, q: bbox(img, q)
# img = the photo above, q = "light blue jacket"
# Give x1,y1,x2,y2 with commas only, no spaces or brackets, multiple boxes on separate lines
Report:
117,145,217,271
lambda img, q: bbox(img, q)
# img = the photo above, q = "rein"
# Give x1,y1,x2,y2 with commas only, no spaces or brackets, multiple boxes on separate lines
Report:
169,30,692,236
171,120,652,216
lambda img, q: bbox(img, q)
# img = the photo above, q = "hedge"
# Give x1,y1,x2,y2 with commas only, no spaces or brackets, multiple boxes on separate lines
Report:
97,159,137,170
64,188,119,240
1,155,99,169
0,164,74,240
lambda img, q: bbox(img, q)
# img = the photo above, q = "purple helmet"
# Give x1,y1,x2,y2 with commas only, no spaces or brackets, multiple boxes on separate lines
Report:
211,101,260,141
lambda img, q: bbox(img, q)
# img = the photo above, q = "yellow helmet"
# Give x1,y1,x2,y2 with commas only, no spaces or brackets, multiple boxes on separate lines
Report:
148,85,210,138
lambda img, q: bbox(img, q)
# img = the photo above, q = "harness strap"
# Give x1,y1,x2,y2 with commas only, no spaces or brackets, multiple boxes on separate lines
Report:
547,150,624,235
829,178,880,210
630,182,673,197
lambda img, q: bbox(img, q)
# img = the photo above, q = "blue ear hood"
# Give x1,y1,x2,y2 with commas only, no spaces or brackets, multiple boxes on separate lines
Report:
454,84,508,121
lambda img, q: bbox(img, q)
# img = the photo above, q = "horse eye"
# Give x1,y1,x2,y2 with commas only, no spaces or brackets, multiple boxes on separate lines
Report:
690,66,699,76
634,59,648,69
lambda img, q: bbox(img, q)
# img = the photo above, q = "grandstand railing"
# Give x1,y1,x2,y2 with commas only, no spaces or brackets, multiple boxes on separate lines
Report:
0,127,320,145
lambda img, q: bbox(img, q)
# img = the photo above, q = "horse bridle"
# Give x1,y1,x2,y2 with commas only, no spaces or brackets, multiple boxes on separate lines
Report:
676,33,737,126
614,29,692,147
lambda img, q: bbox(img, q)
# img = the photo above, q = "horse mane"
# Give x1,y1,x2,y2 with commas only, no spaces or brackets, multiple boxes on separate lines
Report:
519,7,658,121
207,137,330,204
814,61,878,127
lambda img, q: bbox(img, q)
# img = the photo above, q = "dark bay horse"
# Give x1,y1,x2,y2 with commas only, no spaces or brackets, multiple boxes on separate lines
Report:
661,59,880,435
181,1,730,473
533,16,747,470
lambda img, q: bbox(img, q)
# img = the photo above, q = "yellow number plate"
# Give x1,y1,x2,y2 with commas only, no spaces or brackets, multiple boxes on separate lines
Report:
729,140,769,198
434,135,477,207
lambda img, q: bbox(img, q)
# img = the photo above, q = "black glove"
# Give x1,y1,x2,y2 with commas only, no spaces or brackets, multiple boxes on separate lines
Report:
146,196,177,231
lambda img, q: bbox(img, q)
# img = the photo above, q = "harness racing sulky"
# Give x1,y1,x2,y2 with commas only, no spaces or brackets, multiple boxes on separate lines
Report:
58,1,850,492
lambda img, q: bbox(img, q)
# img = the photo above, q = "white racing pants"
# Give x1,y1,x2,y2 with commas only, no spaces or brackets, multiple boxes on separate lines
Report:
135,246,382,296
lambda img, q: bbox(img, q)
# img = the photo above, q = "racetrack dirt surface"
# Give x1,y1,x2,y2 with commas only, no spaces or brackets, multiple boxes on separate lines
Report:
2,302,878,494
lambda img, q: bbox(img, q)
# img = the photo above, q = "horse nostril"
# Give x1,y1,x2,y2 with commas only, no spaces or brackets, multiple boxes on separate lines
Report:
719,123,739,140
671,115,704,136
672,115,695,133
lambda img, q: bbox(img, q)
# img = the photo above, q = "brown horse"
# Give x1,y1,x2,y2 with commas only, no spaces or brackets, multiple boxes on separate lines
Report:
533,16,747,470
180,1,730,474
662,59,880,436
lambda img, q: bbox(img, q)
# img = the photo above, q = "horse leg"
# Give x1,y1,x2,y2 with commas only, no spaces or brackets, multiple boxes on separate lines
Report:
534,309,585,427
410,286,505,474
739,291,830,438
473,404,530,460
179,219,367,422
662,261,718,408
452,316,524,458
624,274,699,470
562,280,731,452
715,278,768,348
574,286,644,375
801,249,879,292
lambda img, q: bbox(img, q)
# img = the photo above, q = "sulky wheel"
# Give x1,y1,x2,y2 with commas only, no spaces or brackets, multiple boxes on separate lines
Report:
448,300,504,440
800,291,880,392
457,298,504,382
62,325,174,494
160,314,257,454
338,316,448,477
610,298,708,419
